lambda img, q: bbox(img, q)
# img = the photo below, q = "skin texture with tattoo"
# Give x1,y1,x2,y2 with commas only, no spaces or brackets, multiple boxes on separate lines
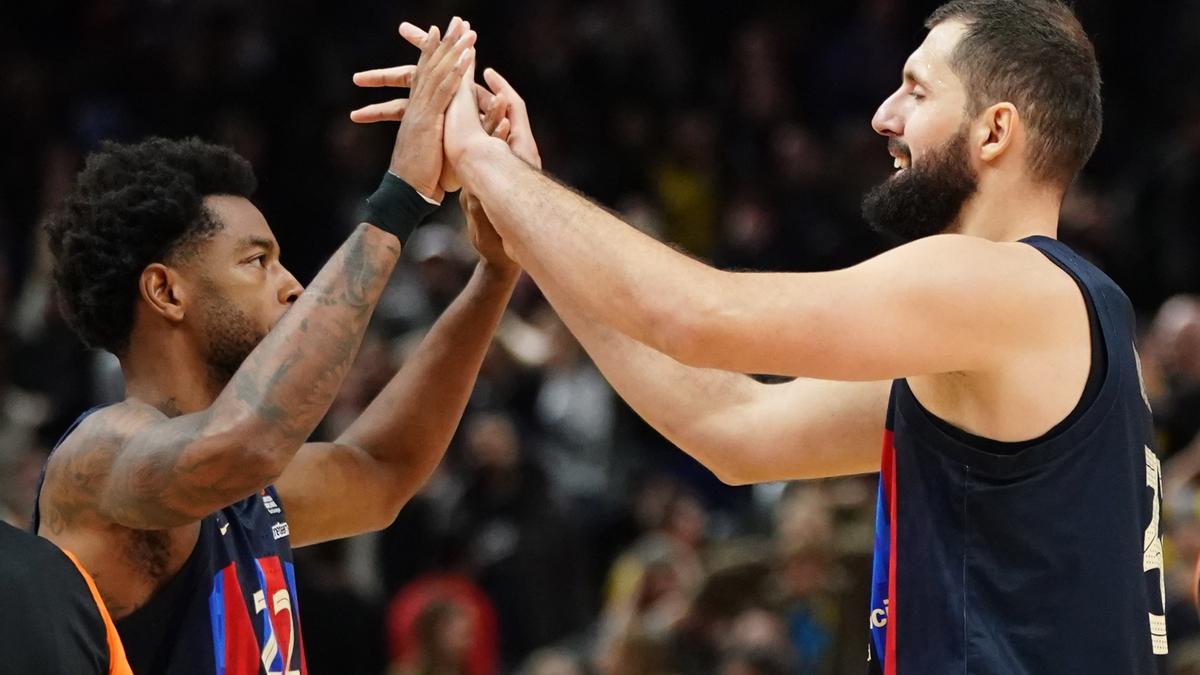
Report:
36,17,521,620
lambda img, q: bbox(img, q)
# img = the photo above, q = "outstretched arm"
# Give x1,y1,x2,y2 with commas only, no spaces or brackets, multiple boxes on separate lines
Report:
275,260,517,545
462,193,886,485
444,71,1078,383
275,68,520,547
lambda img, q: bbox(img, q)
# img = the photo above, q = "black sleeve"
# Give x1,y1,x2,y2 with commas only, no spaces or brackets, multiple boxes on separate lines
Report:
0,522,110,675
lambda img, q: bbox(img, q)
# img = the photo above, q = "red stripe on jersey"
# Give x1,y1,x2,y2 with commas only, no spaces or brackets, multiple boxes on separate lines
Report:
257,556,301,674
882,430,899,675
220,565,259,675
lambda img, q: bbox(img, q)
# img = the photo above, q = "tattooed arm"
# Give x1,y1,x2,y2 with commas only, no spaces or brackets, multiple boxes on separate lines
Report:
45,224,400,531
275,259,518,546
277,78,520,548
40,20,477,534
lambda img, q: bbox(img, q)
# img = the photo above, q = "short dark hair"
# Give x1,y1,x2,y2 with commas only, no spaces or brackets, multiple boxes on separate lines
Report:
45,137,256,355
926,0,1102,187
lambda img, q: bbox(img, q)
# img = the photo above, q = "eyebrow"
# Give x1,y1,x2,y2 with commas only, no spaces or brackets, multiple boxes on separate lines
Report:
904,68,932,90
237,236,277,255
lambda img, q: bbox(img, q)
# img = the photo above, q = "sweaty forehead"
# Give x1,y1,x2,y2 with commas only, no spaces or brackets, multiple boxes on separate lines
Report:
905,20,969,88
201,195,278,255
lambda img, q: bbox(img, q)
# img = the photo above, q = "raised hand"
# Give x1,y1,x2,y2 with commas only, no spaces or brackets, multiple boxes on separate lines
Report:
479,67,541,170
461,98,521,273
351,18,476,202
443,58,497,173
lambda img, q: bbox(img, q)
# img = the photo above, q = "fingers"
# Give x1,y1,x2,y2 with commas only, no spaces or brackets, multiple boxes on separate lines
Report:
349,98,408,123
494,117,512,141
482,67,533,143
483,67,526,114
481,94,508,135
356,17,478,126
425,41,476,111
398,21,427,49
480,67,539,167
426,17,467,73
415,25,440,69
352,65,417,88
474,83,497,114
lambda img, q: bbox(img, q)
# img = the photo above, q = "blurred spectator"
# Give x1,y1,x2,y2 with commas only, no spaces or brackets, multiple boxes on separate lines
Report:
452,412,593,667
385,537,500,675
392,599,482,675
518,648,585,675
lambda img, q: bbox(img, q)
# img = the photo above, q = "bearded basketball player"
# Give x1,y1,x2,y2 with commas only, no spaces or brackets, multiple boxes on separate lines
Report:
357,1,1167,672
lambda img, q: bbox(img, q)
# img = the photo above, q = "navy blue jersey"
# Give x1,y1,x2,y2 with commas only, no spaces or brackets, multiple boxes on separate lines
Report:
34,408,307,675
866,236,1168,674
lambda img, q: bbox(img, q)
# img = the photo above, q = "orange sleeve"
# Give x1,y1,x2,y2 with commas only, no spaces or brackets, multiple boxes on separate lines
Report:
61,549,135,675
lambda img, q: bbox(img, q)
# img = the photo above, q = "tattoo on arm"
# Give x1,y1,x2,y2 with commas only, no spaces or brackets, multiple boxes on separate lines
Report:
50,226,405,531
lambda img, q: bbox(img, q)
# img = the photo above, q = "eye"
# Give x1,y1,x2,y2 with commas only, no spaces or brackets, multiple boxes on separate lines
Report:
247,254,267,267
909,91,925,101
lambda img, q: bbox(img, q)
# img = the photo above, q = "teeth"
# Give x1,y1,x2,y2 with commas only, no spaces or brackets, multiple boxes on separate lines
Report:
894,158,902,169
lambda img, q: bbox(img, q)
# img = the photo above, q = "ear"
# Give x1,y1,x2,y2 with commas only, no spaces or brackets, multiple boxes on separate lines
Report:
976,102,1019,164
138,263,189,323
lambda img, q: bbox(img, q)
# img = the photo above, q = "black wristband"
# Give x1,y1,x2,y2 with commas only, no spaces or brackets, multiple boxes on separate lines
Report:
359,171,439,241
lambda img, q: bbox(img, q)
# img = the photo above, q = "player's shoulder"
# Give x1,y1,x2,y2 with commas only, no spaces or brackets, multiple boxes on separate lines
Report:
893,233,1057,269
889,234,1082,304
57,401,165,450
46,401,167,479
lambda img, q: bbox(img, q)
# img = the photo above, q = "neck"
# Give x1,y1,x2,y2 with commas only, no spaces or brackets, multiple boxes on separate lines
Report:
955,177,1063,242
121,331,220,416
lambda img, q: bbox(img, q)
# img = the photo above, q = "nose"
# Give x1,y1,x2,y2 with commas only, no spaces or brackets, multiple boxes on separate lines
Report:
279,267,303,305
872,88,905,138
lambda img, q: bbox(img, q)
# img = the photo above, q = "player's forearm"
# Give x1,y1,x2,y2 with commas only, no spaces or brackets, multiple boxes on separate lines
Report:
537,274,764,484
209,223,402,471
458,141,724,359
337,261,517,493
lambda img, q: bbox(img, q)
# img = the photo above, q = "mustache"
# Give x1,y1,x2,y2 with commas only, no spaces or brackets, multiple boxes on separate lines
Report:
888,138,911,162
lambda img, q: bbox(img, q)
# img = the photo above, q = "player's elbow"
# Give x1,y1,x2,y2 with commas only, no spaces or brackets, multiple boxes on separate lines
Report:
683,440,761,487
365,491,416,533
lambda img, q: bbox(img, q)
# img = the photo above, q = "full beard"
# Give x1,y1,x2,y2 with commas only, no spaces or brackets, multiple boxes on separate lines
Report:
861,127,978,242
198,287,267,389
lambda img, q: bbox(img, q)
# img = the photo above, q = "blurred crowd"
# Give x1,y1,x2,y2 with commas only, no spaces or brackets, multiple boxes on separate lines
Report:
2,0,1200,673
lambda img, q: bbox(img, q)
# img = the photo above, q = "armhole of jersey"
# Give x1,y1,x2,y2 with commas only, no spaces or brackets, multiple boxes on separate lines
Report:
892,238,1124,475
912,248,1108,455
61,548,135,675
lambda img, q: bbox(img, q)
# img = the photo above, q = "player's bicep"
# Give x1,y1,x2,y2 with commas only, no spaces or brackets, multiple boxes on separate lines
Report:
274,442,403,547
722,378,889,483
687,235,1051,380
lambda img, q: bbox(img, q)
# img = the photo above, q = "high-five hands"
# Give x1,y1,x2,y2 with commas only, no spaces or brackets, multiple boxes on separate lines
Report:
351,17,476,203
353,20,543,271
459,66,542,274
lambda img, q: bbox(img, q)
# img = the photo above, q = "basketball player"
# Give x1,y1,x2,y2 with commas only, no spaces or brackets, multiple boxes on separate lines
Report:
0,521,132,674
32,18,516,675
360,1,1167,671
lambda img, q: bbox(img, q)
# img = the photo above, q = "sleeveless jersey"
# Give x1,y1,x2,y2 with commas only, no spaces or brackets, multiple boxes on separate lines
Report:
33,408,308,675
866,236,1168,674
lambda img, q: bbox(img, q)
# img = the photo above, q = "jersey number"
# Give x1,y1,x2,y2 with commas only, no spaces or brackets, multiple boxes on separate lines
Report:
254,589,300,675
1144,446,1168,655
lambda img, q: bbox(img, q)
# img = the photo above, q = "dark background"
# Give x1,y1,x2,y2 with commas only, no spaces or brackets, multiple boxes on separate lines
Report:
2,1,1200,674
